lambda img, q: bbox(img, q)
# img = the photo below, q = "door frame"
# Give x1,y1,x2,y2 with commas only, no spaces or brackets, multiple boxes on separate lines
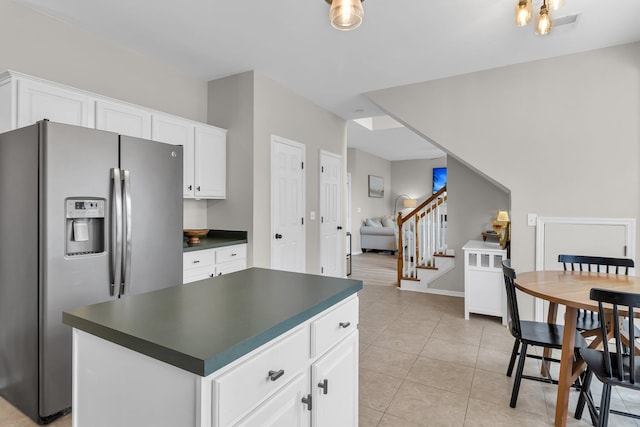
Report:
270,135,306,272
534,216,636,321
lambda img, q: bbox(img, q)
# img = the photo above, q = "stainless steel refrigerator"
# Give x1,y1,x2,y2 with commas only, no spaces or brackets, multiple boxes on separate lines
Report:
0,120,184,423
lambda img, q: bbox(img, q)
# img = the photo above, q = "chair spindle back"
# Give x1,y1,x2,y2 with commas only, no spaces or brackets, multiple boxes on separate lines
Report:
502,260,522,339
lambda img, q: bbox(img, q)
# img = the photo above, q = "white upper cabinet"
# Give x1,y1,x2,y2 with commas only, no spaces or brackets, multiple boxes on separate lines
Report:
152,113,226,200
95,99,151,139
16,77,94,129
151,114,195,197
0,70,227,200
194,125,226,199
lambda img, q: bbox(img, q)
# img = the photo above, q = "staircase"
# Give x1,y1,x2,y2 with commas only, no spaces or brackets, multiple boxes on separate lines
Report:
397,187,455,293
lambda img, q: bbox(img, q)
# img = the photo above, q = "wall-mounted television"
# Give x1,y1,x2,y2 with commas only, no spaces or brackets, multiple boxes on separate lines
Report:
432,167,447,194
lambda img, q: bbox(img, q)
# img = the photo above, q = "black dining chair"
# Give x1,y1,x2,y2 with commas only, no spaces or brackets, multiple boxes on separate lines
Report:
502,260,588,408
575,288,640,427
558,255,635,335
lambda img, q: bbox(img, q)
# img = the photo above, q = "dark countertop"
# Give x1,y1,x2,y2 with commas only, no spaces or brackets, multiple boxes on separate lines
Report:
183,229,247,252
63,268,362,377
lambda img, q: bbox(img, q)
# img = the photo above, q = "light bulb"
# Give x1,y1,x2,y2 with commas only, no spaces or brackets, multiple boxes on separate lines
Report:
329,0,364,31
547,0,564,11
515,0,532,27
535,3,552,35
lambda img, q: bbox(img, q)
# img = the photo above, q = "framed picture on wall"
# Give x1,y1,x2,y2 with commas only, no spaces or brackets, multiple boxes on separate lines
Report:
368,175,384,198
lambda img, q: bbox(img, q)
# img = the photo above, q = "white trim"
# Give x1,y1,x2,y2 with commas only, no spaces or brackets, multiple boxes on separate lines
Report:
533,216,636,321
399,282,464,298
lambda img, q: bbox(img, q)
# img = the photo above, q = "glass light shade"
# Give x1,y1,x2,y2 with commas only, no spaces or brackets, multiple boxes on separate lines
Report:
547,0,564,11
515,0,532,27
535,4,552,35
329,0,364,31
403,199,417,208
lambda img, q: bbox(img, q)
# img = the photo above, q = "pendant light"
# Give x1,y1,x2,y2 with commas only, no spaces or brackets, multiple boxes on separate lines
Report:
515,0,532,27
326,0,364,31
535,0,552,35
515,0,559,35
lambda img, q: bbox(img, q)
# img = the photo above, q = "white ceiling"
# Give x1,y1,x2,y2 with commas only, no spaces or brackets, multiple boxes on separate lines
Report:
15,0,640,160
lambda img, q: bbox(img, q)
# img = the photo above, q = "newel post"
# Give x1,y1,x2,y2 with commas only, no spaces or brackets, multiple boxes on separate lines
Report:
397,211,404,287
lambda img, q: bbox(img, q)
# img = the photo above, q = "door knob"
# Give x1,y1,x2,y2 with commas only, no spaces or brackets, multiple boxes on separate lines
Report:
275,233,283,239
196,186,201,191
337,226,343,230
188,185,193,190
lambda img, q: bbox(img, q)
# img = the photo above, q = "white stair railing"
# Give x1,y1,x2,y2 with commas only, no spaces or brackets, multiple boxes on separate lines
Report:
397,187,447,286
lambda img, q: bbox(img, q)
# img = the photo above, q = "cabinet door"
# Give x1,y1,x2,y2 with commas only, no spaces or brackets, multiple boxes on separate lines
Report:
17,78,93,128
151,114,194,197
311,331,358,427
234,372,310,427
95,99,151,138
194,125,226,199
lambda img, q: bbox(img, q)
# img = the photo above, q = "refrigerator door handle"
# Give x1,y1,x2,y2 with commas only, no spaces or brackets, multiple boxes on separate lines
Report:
111,168,123,297
121,170,132,296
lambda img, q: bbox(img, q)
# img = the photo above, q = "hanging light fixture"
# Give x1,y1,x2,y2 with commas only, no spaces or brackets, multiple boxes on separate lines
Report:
535,0,552,35
325,0,364,31
515,0,560,35
515,0,532,27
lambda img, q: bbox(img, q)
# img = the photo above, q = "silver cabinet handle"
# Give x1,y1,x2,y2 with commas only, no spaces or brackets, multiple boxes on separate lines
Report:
110,168,123,297
268,369,284,381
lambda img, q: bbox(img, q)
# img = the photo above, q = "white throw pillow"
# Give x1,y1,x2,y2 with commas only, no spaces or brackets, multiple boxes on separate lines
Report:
381,216,395,228
365,217,383,227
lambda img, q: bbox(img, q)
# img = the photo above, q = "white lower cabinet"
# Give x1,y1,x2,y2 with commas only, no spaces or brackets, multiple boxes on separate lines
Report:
72,296,359,427
183,244,247,284
311,332,358,427
235,372,310,427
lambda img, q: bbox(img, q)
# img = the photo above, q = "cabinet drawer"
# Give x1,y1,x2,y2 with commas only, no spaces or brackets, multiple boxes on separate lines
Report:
183,267,215,284
215,244,247,263
214,324,310,427
183,250,215,271
311,296,358,358
216,260,247,276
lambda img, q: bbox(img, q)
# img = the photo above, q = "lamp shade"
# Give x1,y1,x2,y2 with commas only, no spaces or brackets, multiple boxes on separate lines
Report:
403,199,417,209
329,0,364,31
496,211,510,223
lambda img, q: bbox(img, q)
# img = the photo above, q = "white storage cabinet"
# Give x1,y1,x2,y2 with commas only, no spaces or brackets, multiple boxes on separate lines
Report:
183,244,247,284
72,295,359,427
0,70,226,200
463,240,508,325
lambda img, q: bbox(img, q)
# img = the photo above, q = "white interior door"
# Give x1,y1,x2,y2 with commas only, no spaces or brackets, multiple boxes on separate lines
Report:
271,135,306,273
320,150,343,277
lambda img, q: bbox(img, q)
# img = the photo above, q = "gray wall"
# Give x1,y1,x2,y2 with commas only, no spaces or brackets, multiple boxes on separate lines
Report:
0,0,207,121
347,148,392,254
390,158,447,212
367,42,640,319
206,72,256,264
431,157,510,293
207,71,346,273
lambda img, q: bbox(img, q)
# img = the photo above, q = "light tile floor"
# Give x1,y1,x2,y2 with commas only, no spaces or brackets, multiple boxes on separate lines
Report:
355,253,640,427
1,252,639,426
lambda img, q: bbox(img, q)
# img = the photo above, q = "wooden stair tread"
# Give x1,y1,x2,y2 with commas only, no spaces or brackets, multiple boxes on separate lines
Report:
416,265,438,270
434,253,455,258
401,276,420,282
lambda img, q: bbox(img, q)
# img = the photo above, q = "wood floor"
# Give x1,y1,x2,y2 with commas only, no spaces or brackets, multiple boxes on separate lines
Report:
350,251,398,286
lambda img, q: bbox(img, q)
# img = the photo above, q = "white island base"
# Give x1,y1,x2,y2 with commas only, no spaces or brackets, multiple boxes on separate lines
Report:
71,296,359,427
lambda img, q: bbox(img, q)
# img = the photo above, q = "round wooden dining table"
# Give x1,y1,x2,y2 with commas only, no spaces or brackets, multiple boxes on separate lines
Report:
514,270,640,427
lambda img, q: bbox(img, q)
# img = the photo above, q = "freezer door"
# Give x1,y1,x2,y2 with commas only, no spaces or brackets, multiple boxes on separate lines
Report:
40,121,119,418
119,136,183,296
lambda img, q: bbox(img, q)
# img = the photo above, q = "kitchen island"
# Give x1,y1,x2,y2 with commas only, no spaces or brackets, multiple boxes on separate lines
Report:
63,268,362,427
